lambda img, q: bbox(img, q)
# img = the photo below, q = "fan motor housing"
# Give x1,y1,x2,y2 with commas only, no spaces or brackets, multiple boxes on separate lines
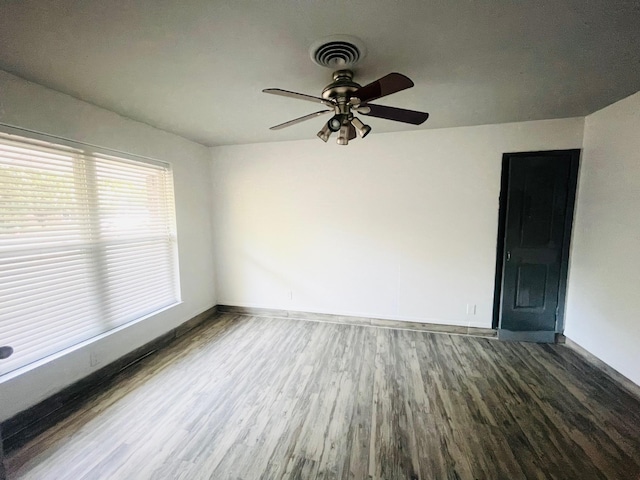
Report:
321,70,361,101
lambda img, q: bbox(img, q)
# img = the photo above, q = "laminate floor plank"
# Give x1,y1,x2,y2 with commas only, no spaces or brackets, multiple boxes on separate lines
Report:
5,313,640,479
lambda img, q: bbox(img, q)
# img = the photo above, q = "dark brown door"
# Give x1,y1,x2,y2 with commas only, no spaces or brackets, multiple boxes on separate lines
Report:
496,150,579,342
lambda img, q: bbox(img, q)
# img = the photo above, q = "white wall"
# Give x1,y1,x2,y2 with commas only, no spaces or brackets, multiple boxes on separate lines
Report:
211,118,584,328
0,70,216,421
565,91,640,386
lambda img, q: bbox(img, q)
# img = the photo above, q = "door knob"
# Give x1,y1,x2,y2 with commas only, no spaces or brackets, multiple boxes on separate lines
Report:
0,346,13,359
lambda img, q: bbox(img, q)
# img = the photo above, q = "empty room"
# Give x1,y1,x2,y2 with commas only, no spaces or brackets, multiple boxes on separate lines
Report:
1,1,639,479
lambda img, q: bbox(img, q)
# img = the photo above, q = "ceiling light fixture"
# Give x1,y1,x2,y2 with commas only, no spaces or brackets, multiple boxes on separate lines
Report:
327,114,344,132
351,117,371,138
317,123,332,142
337,122,350,145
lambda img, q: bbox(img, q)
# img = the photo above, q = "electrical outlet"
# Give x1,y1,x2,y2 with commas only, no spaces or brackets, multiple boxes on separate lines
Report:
90,351,99,367
288,290,293,301
466,304,477,315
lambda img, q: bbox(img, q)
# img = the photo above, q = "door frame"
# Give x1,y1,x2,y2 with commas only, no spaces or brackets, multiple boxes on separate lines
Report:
491,149,580,332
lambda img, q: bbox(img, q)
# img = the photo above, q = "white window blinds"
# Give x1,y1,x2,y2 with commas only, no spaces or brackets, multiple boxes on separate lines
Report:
0,130,180,376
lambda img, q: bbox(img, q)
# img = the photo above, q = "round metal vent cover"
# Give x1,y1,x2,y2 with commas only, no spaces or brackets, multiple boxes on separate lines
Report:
309,35,367,69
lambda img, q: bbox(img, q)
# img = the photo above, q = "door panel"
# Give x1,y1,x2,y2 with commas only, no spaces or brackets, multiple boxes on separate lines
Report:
515,264,547,309
497,151,579,342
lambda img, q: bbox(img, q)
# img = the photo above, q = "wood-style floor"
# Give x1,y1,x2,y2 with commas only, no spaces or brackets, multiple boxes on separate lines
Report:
6,313,640,479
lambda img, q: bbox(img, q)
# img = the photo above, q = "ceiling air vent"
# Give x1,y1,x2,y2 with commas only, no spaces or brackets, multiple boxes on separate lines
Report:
309,35,367,69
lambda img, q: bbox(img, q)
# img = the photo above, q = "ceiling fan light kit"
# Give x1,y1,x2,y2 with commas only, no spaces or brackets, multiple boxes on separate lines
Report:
264,36,429,145
351,116,371,138
317,123,332,142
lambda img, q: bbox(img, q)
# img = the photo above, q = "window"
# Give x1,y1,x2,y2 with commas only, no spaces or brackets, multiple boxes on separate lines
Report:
0,129,180,376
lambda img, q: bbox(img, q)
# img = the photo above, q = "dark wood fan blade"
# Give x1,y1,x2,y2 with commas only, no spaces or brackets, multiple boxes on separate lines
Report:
353,73,414,103
263,88,335,106
269,110,331,130
361,104,429,125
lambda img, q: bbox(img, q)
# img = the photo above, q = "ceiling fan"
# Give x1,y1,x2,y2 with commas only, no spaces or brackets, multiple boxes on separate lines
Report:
263,69,429,145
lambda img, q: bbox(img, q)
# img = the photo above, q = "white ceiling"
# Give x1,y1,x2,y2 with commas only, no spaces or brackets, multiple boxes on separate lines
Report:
1,0,639,147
